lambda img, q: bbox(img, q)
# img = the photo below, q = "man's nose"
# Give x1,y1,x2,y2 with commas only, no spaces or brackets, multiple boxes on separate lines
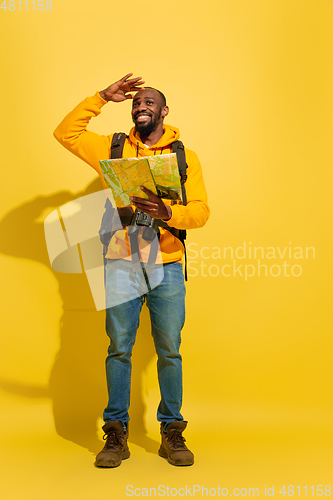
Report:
137,102,147,112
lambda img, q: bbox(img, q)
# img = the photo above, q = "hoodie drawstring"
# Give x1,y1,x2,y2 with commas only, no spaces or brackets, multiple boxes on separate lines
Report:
138,145,164,156
154,147,164,155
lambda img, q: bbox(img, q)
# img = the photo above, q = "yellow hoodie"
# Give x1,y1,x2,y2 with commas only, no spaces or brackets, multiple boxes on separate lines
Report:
54,92,210,264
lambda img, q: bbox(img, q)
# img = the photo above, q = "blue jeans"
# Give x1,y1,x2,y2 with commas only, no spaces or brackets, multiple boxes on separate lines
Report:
103,260,186,424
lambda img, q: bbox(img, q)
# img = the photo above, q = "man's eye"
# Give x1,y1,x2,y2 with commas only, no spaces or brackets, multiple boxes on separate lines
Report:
147,101,153,105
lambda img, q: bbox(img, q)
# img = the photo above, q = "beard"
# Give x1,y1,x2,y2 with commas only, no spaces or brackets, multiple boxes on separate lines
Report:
133,109,162,137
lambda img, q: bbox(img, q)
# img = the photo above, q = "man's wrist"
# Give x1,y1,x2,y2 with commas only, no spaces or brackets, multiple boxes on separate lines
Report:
99,90,109,102
162,205,172,221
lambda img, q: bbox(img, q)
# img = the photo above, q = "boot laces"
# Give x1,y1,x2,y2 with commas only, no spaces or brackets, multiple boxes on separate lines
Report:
167,430,187,449
103,430,123,450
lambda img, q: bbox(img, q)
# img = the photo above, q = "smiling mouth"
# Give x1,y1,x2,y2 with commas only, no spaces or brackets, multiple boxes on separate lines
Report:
135,113,151,123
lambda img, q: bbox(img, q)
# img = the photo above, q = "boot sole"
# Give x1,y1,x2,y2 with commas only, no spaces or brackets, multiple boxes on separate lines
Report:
158,446,194,466
95,448,130,468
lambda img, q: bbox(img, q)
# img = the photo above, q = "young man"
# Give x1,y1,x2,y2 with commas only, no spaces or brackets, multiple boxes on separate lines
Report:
54,73,210,467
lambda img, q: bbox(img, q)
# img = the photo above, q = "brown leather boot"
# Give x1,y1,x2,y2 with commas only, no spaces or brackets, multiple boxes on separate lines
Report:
158,421,194,466
95,420,130,468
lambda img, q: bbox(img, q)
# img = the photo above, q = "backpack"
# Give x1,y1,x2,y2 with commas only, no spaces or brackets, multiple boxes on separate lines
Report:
99,133,188,279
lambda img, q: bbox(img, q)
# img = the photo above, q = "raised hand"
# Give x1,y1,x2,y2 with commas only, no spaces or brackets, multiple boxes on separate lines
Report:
99,73,145,102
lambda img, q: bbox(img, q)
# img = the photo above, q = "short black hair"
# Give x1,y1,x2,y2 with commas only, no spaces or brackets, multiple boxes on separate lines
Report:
144,87,167,107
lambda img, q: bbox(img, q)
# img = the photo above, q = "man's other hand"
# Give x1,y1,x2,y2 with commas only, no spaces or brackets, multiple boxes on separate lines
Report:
99,73,145,102
131,187,172,221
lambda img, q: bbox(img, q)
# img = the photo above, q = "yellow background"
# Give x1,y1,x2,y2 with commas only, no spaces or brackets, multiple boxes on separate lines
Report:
1,0,332,498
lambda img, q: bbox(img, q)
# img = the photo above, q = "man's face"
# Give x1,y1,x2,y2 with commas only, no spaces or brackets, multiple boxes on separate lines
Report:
132,90,165,136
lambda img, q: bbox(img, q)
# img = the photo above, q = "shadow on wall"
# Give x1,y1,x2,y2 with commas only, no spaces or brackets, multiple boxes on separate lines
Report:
0,178,159,455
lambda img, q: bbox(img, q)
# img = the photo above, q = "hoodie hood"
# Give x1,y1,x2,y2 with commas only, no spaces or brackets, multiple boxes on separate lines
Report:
129,124,180,153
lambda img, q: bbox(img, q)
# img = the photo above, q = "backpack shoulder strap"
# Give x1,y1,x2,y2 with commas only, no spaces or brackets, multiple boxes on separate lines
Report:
99,133,127,253
170,140,188,279
111,133,127,159
172,140,188,206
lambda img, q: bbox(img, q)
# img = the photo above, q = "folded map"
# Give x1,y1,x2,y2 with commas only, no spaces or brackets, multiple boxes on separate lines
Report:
99,153,183,208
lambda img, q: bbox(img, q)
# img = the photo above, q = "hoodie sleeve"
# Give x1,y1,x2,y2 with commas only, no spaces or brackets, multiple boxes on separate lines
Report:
53,92,111,175
164,149,210,230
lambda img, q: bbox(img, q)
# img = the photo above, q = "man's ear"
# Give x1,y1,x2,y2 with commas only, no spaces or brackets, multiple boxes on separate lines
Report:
161,106,169,118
